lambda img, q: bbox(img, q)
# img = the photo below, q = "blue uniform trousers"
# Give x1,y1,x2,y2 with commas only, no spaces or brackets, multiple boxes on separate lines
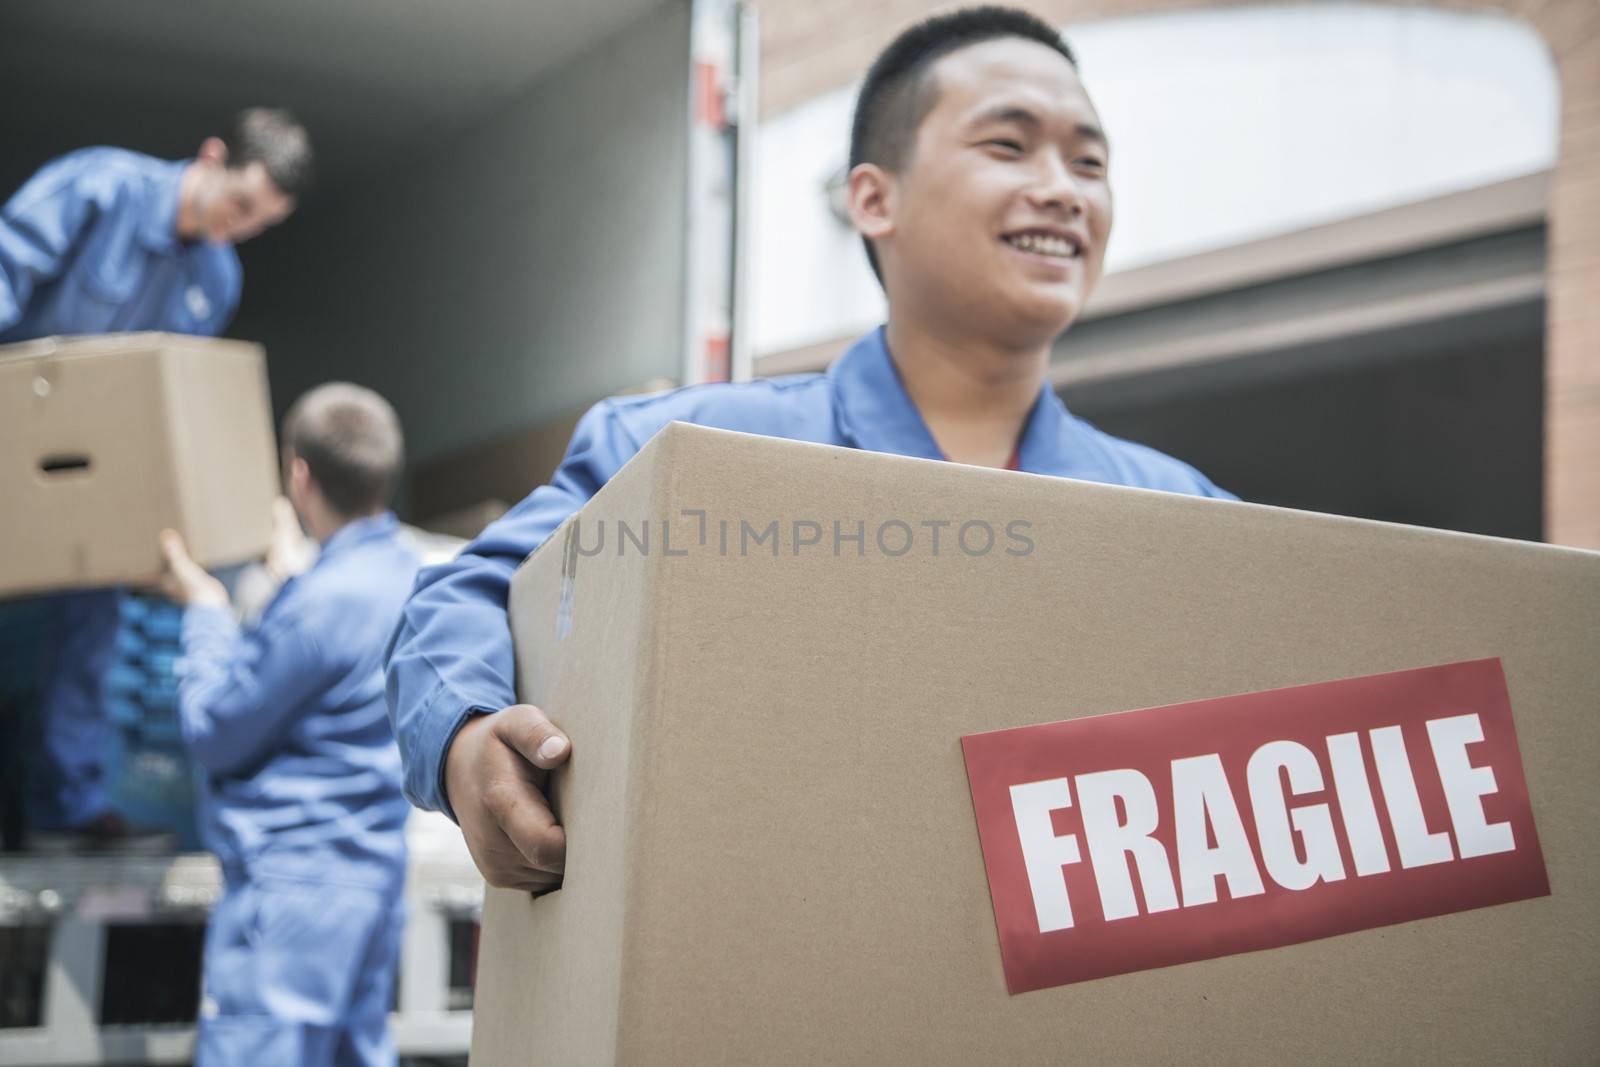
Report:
196,874,404,1067
34,590,121,829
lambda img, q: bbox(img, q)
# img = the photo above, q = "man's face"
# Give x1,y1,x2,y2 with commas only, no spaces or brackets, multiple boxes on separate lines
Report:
877,38,1113,345
196,161,296,245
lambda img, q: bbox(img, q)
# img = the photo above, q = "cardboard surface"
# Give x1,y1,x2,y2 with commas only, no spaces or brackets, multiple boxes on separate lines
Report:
483,423,1600,1065
1,333,277,596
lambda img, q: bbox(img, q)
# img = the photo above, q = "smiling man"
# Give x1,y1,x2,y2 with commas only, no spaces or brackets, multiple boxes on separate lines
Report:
385,5,1236,891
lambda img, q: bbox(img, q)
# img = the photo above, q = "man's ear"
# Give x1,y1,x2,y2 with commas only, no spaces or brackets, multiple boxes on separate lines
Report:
287,455,313,496
197,136,229,167
847,162,897,244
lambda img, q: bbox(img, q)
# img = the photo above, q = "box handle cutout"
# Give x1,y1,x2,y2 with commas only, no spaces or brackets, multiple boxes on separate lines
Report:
39,454,92,476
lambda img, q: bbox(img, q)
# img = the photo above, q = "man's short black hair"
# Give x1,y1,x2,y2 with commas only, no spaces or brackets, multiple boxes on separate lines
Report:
283,383,404,518
848,6,1077,281
231,108,313,198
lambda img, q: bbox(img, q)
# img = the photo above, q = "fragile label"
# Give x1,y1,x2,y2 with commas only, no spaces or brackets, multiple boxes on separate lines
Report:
961,658,1548,994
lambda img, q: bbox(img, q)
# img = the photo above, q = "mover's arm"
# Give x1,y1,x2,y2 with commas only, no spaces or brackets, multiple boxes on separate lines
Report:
384,402,639,818
175,606,332,777
0,164,104,335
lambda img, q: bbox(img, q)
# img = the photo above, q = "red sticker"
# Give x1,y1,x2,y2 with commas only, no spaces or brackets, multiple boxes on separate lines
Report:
961,658,1548,994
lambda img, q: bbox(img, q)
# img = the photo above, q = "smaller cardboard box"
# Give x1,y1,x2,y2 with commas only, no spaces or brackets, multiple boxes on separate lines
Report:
0,333,278,596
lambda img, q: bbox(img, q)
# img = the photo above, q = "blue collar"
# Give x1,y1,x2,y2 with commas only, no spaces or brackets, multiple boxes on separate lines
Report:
825,326,1110,480
137,159,190,255
826,327,944,461
315,511,400,564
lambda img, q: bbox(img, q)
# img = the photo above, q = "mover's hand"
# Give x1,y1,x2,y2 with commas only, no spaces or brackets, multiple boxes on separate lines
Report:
264,496,314,582
158,530,230,609
446,704,571,891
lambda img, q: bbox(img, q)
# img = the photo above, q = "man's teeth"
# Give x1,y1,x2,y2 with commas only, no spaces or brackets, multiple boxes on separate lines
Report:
1005,233,1079,258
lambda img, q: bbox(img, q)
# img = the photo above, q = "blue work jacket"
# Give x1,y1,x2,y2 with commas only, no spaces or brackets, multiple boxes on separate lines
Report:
179,514,419,889
385,328,1237,818
0,148,240,342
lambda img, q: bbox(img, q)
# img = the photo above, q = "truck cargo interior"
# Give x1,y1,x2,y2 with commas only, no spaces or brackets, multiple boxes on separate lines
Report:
0,1,700,1060
1,0,698,523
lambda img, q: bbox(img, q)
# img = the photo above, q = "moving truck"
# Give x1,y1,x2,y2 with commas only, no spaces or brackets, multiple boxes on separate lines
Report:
0,1,755,1062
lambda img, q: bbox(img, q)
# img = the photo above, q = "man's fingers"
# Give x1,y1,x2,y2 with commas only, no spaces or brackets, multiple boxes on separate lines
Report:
471,825,565,891
159,529,186,567
155,532,193,599
483,776,567,876
447,705,572,888
160,529,203,580
501,806,568,877
485,705,570,877
493,703,571,770
489,870,562,893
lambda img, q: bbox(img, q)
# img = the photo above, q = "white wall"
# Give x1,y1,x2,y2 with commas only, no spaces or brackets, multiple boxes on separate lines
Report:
236,0,692,463
753,3,1559,357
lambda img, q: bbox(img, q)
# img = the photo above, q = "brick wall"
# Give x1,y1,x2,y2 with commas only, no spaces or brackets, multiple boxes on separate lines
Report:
751,0,1600,549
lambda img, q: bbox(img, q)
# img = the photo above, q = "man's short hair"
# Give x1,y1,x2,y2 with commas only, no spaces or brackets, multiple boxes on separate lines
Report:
282,383,404,517
231,108,313,197
849,6,1077,281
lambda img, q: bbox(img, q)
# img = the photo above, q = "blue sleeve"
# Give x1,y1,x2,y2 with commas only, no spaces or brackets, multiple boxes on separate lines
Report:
0,161,106,334
384,402,642,817
176,603,331,777
1195,473,1239,502
1099,432,1241,503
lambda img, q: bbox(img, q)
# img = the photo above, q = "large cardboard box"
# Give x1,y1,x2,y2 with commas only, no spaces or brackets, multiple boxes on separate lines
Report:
1,333,278,596
483,423,1599,1064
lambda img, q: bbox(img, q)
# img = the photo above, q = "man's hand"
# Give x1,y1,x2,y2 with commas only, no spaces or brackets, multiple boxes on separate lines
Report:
264,496,314,583
445,704,572,891
158,530,230,609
